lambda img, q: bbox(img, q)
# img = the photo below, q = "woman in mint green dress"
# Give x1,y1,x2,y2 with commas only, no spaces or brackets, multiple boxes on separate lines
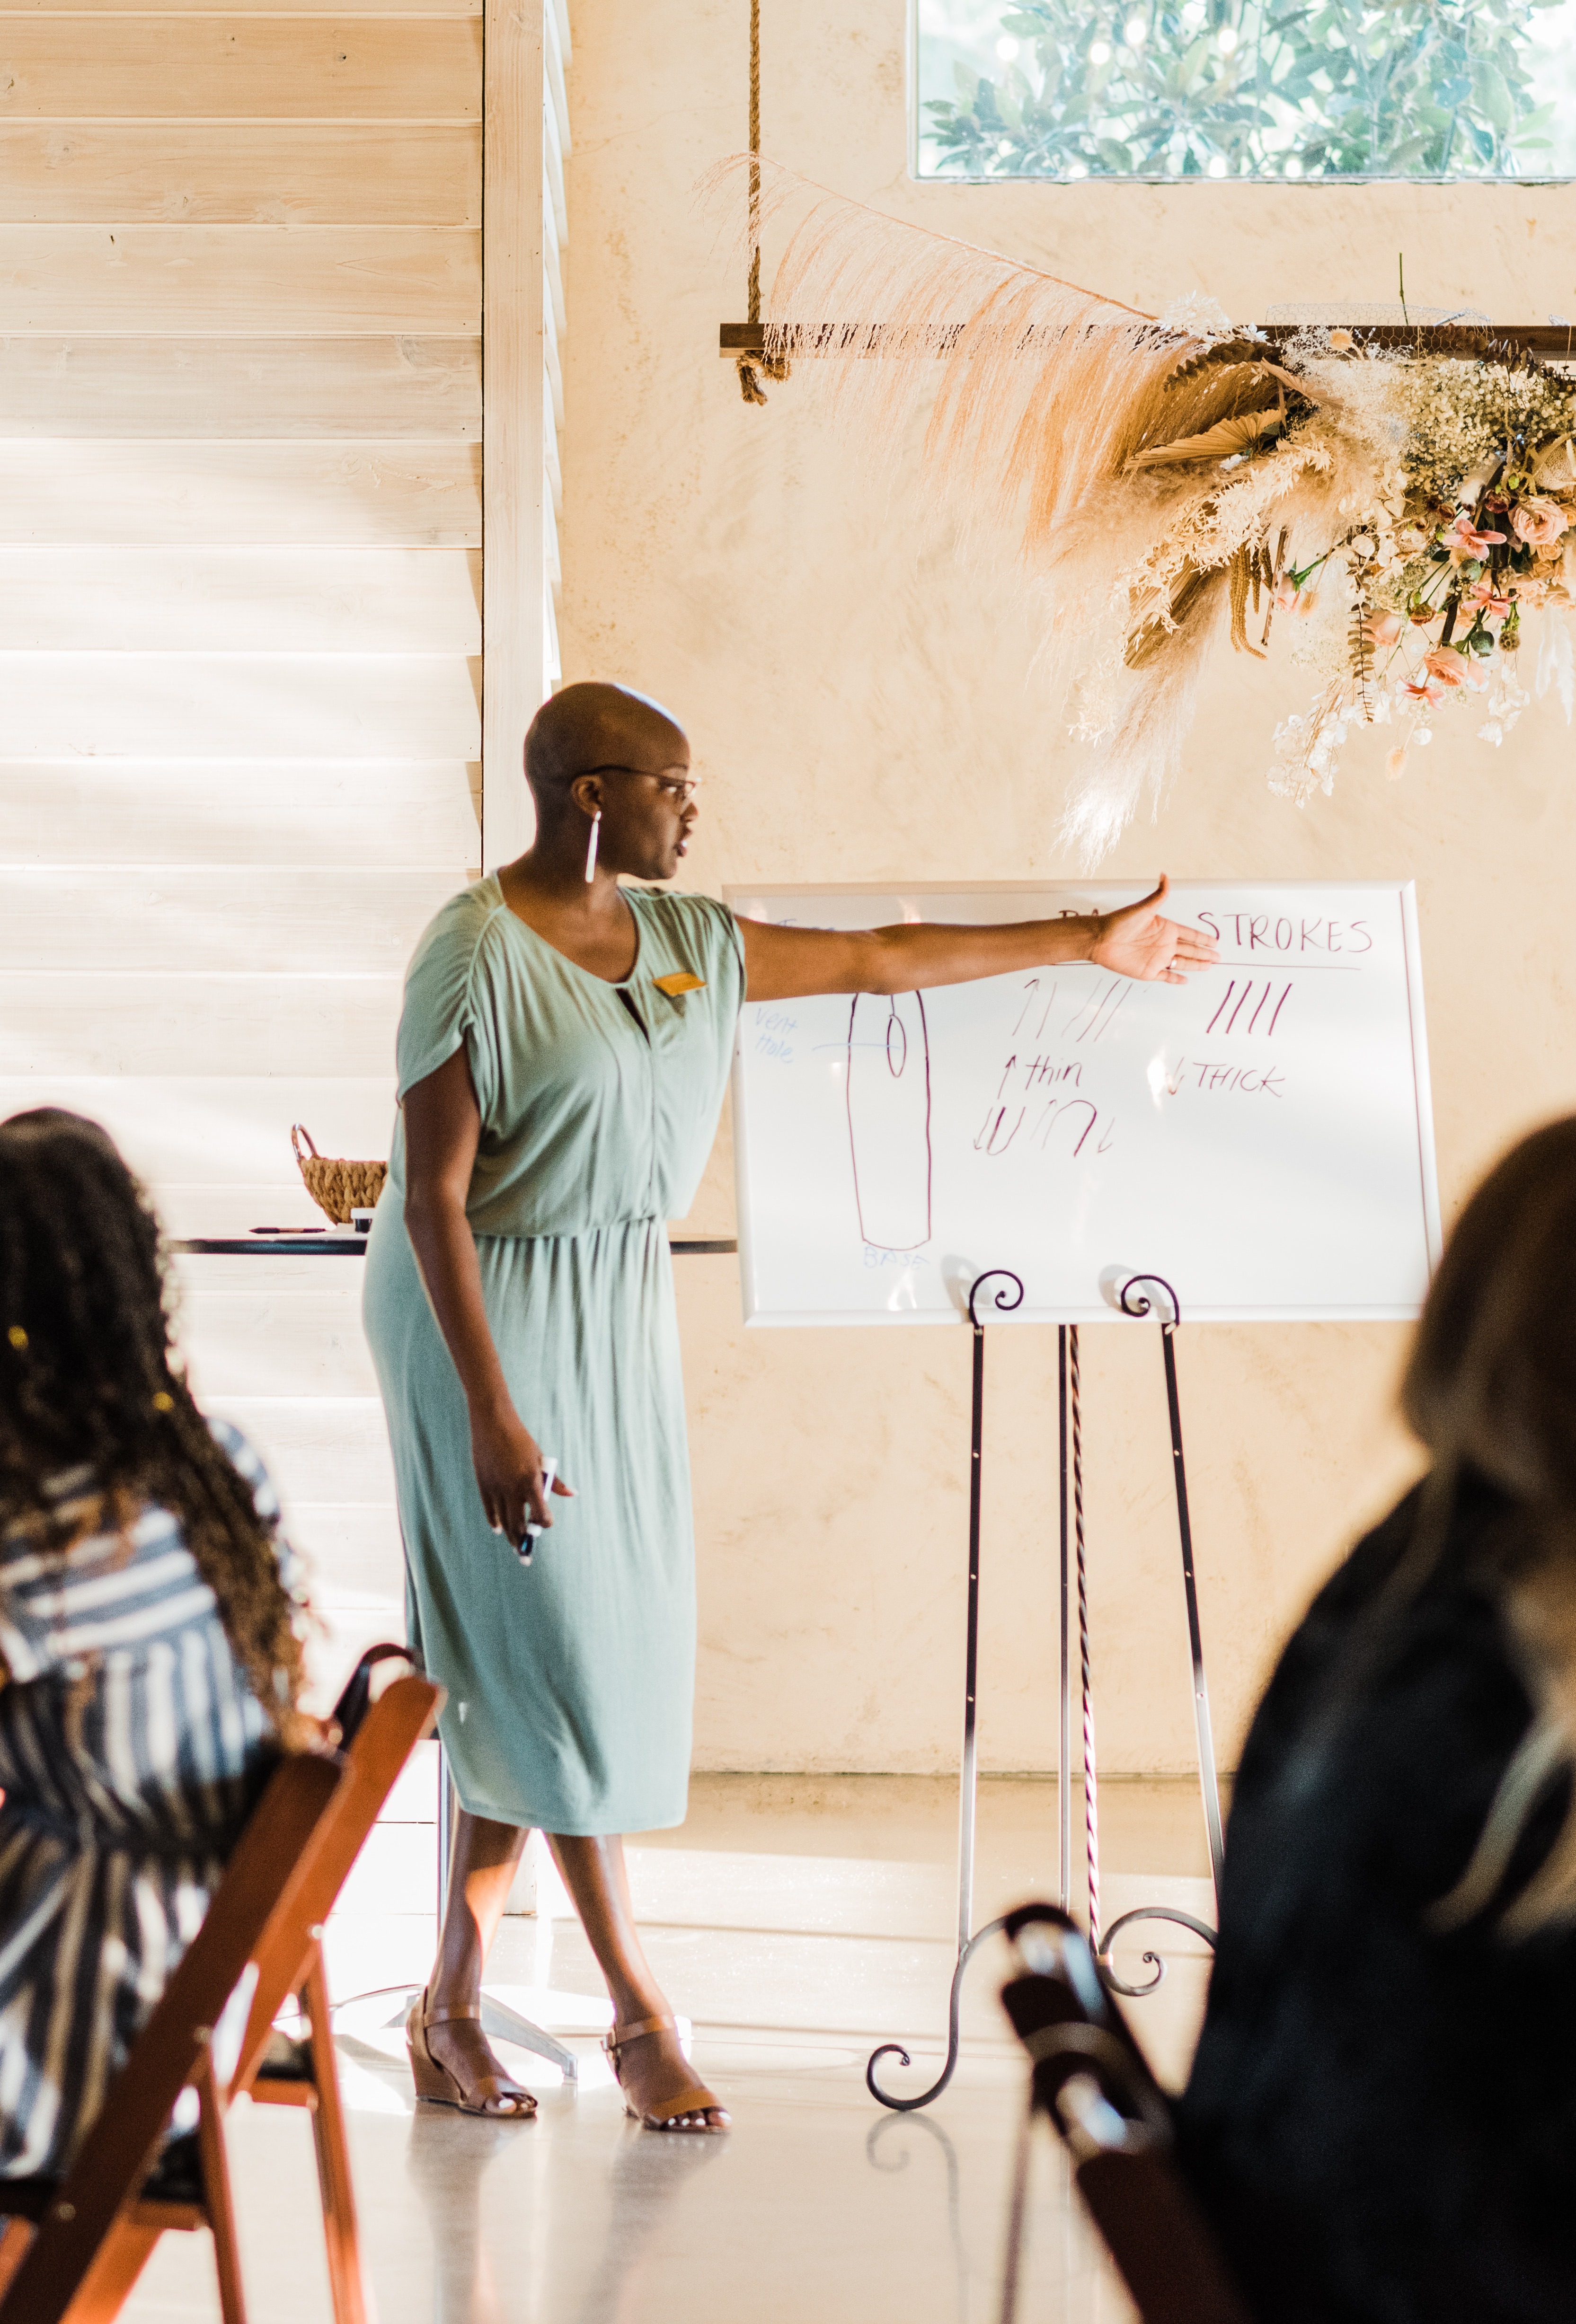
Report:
363,679,1215,2134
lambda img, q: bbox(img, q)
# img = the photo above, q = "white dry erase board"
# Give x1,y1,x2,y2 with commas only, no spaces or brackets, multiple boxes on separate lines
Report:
725,881,1441,1326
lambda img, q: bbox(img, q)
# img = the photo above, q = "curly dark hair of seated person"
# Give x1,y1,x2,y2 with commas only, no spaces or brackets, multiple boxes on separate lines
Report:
1401,1111,1576,1934
0,1108,312,1749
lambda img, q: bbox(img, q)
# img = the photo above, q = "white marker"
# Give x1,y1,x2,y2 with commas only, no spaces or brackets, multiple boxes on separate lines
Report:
516,1457,558,1566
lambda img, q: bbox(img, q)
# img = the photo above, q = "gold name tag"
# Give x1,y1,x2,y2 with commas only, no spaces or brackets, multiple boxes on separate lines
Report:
653,971,705,998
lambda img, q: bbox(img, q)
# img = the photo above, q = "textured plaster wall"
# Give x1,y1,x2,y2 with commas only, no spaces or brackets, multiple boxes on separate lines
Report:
561,0,1576,1774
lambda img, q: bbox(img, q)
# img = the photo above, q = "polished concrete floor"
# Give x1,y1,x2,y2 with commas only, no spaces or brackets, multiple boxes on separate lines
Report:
123,1776,1217,2324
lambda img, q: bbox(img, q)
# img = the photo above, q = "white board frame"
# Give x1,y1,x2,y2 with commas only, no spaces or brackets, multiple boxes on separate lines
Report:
726,879,1442,1328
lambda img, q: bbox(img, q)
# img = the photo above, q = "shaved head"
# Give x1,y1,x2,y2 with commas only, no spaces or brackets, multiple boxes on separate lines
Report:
524,681,688,807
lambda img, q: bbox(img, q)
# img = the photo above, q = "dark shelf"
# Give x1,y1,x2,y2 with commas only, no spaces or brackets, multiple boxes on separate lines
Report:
168,1236,740,1258
168,1236,368,1256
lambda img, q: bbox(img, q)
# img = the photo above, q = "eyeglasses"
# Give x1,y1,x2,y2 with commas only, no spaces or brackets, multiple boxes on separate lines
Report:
575,764,699,802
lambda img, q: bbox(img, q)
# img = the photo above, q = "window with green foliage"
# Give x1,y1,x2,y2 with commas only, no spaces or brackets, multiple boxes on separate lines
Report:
915,0,1576,180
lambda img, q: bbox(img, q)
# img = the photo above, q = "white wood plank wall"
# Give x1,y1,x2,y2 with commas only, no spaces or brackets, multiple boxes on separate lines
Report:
0,1,568,1727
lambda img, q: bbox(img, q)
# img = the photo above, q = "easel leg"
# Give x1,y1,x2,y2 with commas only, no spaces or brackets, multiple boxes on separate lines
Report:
956,1306,984,1959
1097,1277,1222,1994
867,1269,1021,2110
1058,1327,1071,1916
1071,1328,1100,1945
1160,1321,1226,1904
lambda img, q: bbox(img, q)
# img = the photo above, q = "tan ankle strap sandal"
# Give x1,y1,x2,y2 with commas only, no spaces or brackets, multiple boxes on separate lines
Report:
602,2013,728,2131
406,1988,536,2119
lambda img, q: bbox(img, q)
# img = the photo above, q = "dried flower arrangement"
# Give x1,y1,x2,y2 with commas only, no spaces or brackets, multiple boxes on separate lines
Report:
707,159,1576,862
1254,340,1576,803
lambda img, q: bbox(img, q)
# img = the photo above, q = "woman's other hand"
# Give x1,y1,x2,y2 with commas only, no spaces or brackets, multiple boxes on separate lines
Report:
469,1402,575,1547
1087,874,1219,986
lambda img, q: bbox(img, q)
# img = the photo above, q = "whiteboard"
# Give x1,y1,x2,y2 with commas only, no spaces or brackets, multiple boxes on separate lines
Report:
726,881,1441,1326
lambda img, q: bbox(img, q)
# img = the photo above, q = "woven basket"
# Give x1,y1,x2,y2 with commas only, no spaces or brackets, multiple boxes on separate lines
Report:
292,1124,387,1227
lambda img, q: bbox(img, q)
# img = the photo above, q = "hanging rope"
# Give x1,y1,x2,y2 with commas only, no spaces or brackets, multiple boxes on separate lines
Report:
736,0,790,405
1071,1326,1100,1945
747,0,761,326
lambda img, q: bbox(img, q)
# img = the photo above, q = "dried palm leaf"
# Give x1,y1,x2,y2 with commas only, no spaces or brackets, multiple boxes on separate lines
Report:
699,155,1208,560
1164,336,1268,383
1129,409,1286,469
698,159,1367,862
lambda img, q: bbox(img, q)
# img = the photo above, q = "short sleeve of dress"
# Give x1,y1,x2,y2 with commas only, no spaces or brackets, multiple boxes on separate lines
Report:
662,891,747,1019
394,887,499,1118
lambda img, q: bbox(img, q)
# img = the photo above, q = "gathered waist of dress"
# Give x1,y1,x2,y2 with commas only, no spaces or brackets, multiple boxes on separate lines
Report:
466,1214,668,1246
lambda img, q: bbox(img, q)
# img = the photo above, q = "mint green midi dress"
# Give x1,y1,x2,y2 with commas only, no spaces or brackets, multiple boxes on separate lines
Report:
362,878,746,1834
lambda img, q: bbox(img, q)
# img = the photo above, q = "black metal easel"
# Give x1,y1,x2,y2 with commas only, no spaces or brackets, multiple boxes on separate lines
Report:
866,1267,1222,2109
865,1268,1021,2110
1090,1275,1220,1998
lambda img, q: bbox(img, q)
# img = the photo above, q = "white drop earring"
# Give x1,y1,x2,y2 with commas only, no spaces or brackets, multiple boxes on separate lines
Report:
584,808,602,884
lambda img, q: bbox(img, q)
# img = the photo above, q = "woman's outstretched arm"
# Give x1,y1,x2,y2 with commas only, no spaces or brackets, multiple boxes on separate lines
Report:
739,874,1217,1004
401,1048,573,1545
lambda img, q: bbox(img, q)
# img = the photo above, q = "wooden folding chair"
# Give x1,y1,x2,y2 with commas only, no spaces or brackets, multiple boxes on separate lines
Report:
997,1902,1253,2324
0,1661,442,2324
0,1752,346,2324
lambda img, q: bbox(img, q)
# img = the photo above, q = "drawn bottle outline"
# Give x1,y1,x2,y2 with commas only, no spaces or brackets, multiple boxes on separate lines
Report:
846,991,933,1251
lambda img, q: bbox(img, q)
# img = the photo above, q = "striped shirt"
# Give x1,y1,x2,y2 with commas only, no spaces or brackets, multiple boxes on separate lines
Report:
0,1421,299,2177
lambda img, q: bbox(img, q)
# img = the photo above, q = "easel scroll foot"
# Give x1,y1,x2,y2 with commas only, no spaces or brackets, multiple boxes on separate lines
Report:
865,1915,1010,2113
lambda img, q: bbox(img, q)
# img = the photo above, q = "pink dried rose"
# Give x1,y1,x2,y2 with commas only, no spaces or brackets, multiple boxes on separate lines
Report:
1423,648,1469,688
1367,609,1404,647
1510,496,1569,549
1274,579,1319,615
1443,513,1507,565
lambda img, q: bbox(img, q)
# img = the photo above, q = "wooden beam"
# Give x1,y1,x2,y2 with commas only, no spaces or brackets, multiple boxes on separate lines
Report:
481,0,544,871
0,18,482,118
0,442,480,546
0,124,479,226
720,320,1576,358
0,971,401,1078
0,758,479,859
0,227,480,336
10,0,478,12
0,863,462,971
0,652,481,755
0,550,481,649
0,340,480,440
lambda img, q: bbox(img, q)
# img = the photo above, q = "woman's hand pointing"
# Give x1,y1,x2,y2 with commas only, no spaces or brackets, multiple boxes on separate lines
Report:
1087,874,1220,986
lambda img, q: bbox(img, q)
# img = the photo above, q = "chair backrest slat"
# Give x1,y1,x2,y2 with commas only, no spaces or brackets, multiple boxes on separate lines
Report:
999,1903,1254,2324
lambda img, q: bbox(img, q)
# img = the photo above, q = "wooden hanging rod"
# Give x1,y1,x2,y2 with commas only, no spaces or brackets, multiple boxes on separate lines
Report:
720,321,1576,358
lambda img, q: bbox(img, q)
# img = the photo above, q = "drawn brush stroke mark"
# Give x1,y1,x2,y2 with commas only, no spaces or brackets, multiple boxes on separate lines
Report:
1079,981,1130,1044
846,991,933,1251
1013,976,1058,1041
1205,976,1293,1039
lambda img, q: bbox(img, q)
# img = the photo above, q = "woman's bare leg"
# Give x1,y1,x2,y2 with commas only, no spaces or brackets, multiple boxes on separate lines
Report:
422,1808,532,2113
550,1833,729,2131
